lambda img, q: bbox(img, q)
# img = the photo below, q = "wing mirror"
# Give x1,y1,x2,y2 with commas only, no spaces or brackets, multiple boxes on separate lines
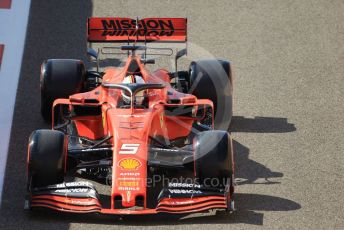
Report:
87,48,99,71
87,48,98,59
176,48,187,60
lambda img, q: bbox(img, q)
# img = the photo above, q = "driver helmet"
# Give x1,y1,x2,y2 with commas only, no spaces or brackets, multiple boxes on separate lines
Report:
121,75,146,105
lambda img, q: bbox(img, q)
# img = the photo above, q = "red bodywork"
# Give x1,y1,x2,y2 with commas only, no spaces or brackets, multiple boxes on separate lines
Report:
87,17,187,42
30,56,228,215
29,18,233,215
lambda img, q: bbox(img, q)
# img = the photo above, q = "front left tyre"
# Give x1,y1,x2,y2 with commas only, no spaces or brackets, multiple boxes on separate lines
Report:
27,129,67,188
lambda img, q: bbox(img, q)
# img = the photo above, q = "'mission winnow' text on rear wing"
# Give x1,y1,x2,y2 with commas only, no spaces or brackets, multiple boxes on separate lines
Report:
87,18,187,43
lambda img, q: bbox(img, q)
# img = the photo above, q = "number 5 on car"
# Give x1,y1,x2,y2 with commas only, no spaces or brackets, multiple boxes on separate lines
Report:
119,143,140,154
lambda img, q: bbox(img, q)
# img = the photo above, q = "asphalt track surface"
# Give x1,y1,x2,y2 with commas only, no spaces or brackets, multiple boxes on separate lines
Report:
1,0,344,229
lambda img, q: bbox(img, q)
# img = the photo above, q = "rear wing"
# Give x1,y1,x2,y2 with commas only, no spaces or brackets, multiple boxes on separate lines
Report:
87,17,187,43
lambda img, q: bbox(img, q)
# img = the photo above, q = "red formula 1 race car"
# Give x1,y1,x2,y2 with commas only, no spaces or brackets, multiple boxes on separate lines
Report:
25,18,235,215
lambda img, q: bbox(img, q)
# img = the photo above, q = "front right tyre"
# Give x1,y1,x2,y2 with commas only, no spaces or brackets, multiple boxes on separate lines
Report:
194,130,234,193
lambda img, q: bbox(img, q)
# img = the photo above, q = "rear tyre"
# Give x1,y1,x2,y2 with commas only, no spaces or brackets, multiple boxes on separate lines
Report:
27,130,66,188
194,130,234,190
189,60,233,130
40,59,86,121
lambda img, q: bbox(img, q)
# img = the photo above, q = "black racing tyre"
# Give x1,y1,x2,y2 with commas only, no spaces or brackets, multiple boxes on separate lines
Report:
189,60,233,130
27,130,66,188
40,59,86,121
194,130,234,189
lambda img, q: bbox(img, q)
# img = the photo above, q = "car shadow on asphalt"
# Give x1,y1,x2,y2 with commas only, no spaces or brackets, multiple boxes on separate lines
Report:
230,115,295,185
230,116,296,133
233,140,284,185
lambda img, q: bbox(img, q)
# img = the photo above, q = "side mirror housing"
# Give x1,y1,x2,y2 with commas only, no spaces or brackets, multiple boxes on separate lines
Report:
87,48,98,59
176,48,187,60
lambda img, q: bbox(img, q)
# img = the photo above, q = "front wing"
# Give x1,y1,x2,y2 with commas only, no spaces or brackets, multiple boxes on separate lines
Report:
26,182,231,214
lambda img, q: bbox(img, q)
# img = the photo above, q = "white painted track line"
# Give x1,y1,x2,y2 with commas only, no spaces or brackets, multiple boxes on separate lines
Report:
0,0,31,204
